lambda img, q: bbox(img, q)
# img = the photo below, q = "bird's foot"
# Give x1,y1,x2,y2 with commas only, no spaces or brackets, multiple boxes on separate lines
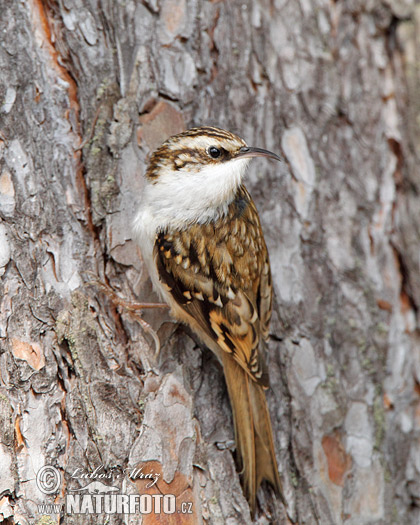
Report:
86,274,169,355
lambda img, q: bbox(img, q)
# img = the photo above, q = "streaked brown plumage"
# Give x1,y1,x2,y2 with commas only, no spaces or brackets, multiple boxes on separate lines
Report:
133,126,284,515
155,186,271,383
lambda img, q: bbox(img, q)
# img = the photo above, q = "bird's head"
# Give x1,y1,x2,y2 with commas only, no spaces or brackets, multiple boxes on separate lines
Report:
146,126,280,180
142,126,281,226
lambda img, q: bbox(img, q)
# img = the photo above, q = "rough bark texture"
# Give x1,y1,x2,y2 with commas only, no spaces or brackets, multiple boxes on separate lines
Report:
1,1,419,524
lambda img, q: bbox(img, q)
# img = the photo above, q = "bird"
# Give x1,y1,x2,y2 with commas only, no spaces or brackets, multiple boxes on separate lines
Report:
133,126,284,515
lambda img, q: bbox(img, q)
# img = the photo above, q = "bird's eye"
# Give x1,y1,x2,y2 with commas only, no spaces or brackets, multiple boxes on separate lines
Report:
208,146,222,159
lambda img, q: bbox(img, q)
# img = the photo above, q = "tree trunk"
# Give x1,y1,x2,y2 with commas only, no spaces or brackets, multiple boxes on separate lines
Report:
1,1,419,523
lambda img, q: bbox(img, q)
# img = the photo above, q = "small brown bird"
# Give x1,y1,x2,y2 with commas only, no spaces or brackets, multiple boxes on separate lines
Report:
133,126,283,514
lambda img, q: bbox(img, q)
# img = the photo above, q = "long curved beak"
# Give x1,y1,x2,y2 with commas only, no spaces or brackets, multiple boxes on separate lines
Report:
236,146,282,162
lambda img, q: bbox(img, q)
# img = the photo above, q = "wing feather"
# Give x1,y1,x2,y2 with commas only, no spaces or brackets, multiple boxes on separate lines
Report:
154,186,272,386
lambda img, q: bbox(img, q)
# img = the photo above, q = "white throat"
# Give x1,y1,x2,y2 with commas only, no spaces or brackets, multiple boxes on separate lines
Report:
134,157,250,232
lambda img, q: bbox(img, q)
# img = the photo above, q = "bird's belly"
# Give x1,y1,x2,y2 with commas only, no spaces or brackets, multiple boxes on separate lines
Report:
132,207,173,305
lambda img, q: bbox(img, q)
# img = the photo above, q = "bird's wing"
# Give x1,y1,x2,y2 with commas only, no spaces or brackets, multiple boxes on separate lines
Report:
154,187,272,386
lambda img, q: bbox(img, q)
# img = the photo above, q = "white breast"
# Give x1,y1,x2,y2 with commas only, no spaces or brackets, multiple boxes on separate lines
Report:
132,204,166,301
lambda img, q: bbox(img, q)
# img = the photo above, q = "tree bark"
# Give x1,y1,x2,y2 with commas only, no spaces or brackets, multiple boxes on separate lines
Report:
1,1,419,524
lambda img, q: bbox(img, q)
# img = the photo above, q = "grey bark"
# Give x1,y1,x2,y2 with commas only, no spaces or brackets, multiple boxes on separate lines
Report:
0,0,419,524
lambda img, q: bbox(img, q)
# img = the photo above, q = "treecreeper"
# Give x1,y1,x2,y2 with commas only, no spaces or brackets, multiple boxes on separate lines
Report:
133,126,284,515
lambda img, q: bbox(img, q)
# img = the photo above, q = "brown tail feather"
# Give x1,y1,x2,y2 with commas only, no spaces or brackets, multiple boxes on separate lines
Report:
221,353,284,515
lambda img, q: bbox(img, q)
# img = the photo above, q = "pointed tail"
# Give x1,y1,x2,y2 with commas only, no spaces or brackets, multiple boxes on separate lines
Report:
221,353,284,514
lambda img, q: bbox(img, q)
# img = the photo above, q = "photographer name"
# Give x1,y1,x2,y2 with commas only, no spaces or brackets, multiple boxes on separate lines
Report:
71,465,161,488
